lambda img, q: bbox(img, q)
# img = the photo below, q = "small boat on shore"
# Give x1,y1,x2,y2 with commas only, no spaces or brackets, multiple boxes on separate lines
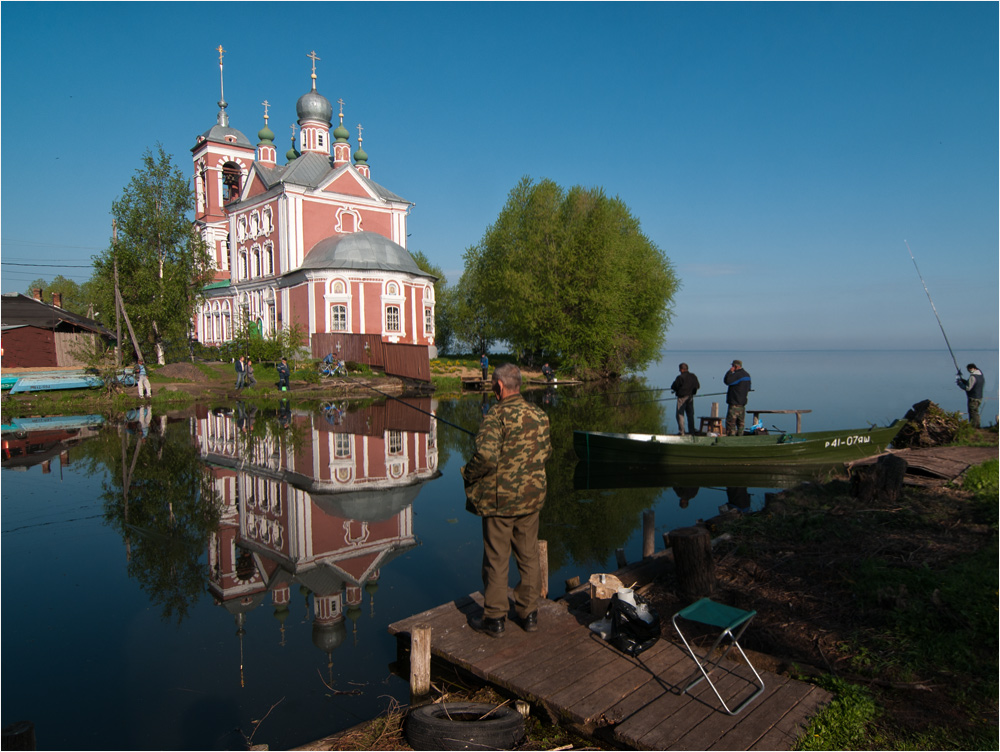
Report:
573,420,905,468
4,369,135,394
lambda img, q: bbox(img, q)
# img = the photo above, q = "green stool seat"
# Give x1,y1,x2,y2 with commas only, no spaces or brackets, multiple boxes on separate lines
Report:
672,597,765,715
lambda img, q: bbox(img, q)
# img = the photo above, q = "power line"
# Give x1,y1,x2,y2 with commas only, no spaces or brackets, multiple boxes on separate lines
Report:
2,238,104,251
2,262,94,268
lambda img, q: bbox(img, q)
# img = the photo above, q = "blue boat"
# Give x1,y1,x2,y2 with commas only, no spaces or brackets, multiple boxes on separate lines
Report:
1,414,105,436
4,369,136,394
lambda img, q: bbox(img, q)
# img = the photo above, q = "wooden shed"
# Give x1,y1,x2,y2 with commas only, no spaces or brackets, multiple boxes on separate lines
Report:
1,292,114,369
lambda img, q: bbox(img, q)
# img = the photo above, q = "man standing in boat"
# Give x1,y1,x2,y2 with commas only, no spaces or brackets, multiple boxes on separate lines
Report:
462,363,552,638
957,363,984,428
670,363,700,435
724,359,751,435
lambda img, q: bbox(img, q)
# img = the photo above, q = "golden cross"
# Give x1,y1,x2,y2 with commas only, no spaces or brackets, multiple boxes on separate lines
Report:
262,100,270,123
217,45,225,64
356,123,364,141
337,98,345,118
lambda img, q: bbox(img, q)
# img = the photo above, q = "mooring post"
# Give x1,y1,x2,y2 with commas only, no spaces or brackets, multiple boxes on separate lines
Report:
642,510,655,559
669,526,715,602
615,548,628,568
711,402,719,418
410,625,432,707
538,539,549,599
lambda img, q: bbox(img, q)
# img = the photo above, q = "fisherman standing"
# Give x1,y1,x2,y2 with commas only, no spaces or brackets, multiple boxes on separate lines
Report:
723,359,751,436
957,363,984,428
670,363,700,435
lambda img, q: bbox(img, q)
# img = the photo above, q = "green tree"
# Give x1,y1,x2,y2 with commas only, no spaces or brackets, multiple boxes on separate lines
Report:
92,144,214,365
23,275,95,317
462,177,679,377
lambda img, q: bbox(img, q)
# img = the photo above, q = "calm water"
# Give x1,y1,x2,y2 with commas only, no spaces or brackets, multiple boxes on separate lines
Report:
2,349,994,750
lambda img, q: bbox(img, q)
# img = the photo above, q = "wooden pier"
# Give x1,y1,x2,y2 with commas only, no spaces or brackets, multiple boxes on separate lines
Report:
388,591,831,750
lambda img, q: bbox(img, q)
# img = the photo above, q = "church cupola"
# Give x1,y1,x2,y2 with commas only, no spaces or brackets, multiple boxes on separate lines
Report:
332,98,351,169
296,51,332,156
353,124,370,179
286,124,300,163
256,100,276,167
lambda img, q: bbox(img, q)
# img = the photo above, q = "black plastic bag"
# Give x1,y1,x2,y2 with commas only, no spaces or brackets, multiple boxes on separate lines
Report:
607,592,661,656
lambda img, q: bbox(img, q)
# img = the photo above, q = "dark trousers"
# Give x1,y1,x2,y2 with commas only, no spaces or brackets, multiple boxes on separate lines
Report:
481,511,541,620
676,396,695,435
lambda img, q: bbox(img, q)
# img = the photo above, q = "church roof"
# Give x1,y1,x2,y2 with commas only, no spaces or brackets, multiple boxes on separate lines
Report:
250,154,410,204
301,232,436,279
195,124,254,150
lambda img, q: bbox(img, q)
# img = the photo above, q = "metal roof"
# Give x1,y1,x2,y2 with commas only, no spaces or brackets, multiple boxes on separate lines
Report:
1,293,113,336
300,232,436,279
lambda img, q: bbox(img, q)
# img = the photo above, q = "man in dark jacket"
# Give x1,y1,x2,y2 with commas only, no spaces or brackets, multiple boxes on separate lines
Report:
276,357,290,390
670,363,700,435
957,363,985,428
723,359,751,436
462,363,552,637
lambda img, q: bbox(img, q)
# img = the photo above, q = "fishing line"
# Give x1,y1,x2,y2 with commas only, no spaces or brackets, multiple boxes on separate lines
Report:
904,240,962,377
338,374,477,436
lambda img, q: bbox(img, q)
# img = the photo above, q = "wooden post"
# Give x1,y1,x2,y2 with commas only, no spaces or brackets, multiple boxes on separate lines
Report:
662,531,671,549
668,526,715,602
538,539,549,599
1,721,36,751
564,575,581,593
409,625,432,707
615,548,628,568
850,454,908,504
642,510,655,559
711,402,719,418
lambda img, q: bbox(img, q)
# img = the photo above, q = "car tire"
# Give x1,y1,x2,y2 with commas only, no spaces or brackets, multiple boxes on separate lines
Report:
404,701,525,751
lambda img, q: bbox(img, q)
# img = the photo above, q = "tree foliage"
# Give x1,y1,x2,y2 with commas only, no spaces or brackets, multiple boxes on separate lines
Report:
92,144,214,364
460,177,679,377
23,275,96,317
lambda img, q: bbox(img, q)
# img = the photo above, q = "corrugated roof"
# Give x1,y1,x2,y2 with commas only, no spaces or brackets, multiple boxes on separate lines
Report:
0,293,113,336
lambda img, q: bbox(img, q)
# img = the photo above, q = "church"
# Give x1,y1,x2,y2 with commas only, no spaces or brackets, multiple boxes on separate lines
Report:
191,50,436,381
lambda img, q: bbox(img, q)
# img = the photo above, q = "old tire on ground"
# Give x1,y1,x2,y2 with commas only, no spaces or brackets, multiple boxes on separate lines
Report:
404,702,525,751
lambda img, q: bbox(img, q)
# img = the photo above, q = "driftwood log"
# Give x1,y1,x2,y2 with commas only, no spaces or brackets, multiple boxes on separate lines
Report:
850,453,908,503
668,526,715,601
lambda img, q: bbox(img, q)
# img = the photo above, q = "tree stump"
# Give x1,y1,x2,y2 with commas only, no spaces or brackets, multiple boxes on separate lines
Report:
1,721,35,751
850,454,908,504
668,526,715,601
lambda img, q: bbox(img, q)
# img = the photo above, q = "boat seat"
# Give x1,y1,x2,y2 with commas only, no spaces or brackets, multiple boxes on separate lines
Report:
672,598,765,715
698,417,724,435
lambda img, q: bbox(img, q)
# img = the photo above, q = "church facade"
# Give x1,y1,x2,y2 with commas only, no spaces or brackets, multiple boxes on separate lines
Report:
191,52,435,379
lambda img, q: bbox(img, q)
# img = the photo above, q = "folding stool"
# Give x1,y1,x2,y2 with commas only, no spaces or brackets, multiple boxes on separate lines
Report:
672,597,765,715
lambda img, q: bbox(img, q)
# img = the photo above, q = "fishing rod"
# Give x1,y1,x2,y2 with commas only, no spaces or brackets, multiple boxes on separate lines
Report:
339,374,477,436
904,240,962,378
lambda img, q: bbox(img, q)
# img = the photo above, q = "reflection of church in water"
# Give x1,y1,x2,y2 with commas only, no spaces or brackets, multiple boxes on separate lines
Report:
192,399,439,676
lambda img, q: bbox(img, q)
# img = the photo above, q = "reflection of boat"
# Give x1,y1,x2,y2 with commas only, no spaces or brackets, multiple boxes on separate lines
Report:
1,415,106,469
573,461,844,491
526,378,583,386
2,415,105,435
574,420,905,467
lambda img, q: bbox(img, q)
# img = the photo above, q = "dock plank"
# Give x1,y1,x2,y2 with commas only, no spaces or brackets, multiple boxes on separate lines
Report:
388,593,832,750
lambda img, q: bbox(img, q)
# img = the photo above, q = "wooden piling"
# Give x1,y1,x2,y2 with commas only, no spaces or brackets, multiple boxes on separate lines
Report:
409,624,432,706
615,548,628,568
1,721,35,751
668,526,715,601
539,539,549,599
642,510,655,559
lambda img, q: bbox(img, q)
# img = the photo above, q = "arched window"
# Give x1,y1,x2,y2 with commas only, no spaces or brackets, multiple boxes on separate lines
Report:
263,242,274,276
222,162,242,202
238,250,248,279
386,305,401,333
331,304,348,331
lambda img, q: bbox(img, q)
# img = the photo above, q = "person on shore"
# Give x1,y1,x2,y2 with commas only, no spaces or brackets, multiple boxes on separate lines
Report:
134,359,151,399
480,353,489,382
276,357,290,391
245,359,257,389
723,359,751,436
957,363,984,428
541,363,555,383
235,357,245,390
670,363,700,435
462,363,552,638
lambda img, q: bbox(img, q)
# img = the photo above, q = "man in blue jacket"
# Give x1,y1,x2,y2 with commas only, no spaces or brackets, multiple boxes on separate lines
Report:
723,359,751,436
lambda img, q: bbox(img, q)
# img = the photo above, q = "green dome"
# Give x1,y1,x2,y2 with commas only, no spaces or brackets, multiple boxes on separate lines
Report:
353,146,368,164
333,123,350,142
286,144,300,162
258,124,275,144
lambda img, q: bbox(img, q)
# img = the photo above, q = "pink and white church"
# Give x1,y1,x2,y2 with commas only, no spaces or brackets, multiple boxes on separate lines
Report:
191,51,436,381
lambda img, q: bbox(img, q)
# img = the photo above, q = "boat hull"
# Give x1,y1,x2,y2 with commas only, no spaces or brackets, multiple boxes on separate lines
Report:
573,420,905,467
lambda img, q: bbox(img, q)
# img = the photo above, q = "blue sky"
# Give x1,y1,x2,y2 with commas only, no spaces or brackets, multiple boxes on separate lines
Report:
2,2,996,352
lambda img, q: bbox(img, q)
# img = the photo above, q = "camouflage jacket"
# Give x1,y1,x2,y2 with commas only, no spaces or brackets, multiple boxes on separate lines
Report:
462,394,552,517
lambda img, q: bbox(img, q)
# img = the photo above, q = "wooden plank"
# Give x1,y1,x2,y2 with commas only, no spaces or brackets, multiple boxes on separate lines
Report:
749,684,832,750
707,677,813,751
670,674,791,750
519,635,623,701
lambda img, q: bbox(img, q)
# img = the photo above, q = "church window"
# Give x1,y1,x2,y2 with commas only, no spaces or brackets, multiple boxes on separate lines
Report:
386,282,399,296
388,431,403,455
386,305,401,333
238,250,248,279
251,245,261,278
261,207,273,235
263,242,274,275
331,304,348,331
222,162,242,202
334,434,351,459
425,307,433,334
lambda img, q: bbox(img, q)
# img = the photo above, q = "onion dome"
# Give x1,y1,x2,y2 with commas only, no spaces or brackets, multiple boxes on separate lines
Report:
333,121,350,142
311,620,346,653
353,144,368,165
297,88,333,124
258,124,275,145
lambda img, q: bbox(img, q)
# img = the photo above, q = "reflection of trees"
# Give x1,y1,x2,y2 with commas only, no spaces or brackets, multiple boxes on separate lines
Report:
80,418,222,624
436,379,670,573
535,378,667,571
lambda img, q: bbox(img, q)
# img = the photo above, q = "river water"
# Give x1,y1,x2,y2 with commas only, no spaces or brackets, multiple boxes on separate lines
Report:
1,349,994,749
